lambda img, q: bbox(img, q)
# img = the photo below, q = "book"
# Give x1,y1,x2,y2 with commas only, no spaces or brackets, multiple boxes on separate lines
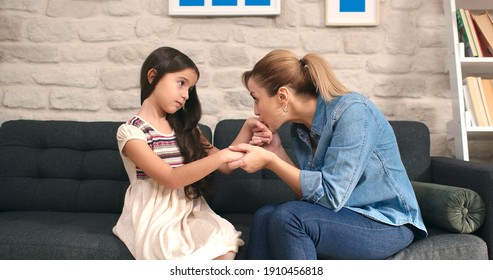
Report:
464,76,488,126
477,77,492,126
463,85,478,127
481,78,493,125
465,9,484,57
457,8,478,57
471,10,493,57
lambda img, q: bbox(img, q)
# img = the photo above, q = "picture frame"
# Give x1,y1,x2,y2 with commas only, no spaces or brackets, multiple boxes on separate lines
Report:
325,0,379,26
169,0,281,16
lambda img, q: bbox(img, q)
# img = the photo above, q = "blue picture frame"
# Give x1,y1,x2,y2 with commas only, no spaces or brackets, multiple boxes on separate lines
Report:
325,0,379,26
169,0,281,16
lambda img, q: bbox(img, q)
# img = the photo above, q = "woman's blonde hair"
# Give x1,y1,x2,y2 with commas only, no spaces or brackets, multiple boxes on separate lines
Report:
242,49,350,101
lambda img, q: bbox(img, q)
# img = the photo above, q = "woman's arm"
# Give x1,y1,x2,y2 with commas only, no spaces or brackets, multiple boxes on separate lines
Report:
228,144,302,198
123,139,244,189
257,131,296,167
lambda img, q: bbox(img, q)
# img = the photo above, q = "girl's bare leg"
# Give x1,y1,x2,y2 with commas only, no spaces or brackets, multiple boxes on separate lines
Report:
213,251,236,260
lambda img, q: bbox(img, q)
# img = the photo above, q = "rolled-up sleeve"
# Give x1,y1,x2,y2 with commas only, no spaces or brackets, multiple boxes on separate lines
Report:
300,170,324,203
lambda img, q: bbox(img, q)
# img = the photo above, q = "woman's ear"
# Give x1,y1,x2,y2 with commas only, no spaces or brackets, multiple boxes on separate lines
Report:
277,86,290,105
147,69,157,84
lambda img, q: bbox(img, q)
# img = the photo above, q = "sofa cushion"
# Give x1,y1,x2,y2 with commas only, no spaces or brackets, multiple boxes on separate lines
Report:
412,181,486,233
225,212,489,260
221,213,252,260
390,234,488,260
0,211,133,260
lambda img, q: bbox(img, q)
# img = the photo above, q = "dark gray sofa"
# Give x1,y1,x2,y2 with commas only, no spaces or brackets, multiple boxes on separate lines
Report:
0,119,491,260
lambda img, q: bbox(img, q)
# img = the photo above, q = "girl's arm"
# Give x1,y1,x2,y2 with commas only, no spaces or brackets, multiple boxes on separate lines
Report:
231,117,272,146
200,133,236,174
199,118,273,174
123,139,243,189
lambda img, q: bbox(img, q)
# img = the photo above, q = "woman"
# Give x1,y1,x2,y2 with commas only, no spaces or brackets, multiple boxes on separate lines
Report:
228,49,427,260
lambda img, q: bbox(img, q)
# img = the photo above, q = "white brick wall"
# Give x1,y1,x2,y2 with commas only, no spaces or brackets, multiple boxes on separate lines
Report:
0,0,491,162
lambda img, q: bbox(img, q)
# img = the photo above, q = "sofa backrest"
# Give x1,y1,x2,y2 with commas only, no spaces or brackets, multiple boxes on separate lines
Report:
0,120,129,213
0,120,213,214
0,118,429,215
208,119,432,214
389,121,431,182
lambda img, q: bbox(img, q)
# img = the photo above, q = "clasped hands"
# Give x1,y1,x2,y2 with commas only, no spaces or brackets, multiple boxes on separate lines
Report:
227,118,280,173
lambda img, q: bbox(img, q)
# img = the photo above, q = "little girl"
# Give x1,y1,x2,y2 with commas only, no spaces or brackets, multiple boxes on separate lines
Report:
113,46,245,260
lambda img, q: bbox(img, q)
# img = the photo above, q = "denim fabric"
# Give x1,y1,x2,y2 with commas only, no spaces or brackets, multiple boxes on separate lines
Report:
247,201,415,260
291,93,427,236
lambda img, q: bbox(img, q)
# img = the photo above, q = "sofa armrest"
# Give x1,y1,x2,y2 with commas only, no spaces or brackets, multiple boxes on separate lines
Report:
430,156,493,259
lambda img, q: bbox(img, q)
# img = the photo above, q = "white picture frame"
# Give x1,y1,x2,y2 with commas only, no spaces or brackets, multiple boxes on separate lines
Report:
325,0,379,26
169,0,281,16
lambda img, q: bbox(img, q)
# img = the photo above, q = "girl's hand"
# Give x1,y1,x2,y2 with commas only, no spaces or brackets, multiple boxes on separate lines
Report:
227,144,274,173
219,148,245,163
259,132,282,154
245,117,272,146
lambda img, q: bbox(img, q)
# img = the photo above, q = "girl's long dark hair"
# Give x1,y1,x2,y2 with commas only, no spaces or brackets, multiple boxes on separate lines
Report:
140,46,210,199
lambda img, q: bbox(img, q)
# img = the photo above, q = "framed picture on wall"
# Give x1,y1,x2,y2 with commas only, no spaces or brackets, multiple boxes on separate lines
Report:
169,0,281,16
325,0,379,26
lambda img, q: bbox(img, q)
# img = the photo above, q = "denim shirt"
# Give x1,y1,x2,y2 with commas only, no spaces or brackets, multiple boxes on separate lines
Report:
292,93,427,237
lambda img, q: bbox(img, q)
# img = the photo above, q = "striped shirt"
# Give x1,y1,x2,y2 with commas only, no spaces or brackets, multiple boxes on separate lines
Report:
128,116,184,179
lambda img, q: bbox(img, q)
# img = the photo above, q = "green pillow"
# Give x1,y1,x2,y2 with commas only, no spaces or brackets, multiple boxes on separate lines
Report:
411,181,485,234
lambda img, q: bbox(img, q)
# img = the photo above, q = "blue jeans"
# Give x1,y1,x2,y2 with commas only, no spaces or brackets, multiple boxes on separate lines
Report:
247,201,414,260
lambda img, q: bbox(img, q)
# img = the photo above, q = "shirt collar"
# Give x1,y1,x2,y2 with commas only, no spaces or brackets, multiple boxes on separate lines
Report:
310,95,327,138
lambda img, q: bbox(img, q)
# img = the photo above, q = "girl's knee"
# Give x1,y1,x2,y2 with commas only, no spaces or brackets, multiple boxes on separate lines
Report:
214,251,236,260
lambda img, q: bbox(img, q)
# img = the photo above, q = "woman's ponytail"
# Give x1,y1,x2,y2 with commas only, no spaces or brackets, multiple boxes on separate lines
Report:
243,49,350,102
301,53,350,101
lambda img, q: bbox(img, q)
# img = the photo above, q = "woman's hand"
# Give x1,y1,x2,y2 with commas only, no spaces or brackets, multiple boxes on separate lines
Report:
219,148,245,163
227,143,274,173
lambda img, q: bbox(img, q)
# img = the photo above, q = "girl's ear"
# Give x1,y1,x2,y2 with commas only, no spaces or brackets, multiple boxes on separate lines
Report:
147,69,157,84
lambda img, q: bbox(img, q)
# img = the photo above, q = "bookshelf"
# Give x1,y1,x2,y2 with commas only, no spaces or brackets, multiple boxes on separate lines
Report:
444,0,493,160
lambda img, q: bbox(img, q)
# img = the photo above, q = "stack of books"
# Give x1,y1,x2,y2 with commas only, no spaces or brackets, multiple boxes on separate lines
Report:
457,9,493,57
463,76,493,127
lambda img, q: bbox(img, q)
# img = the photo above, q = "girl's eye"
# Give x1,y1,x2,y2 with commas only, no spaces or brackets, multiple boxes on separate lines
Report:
178,81,185,87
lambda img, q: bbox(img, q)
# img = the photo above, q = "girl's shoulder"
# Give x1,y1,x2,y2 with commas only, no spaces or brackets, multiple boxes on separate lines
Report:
126,115,146,129
117,116,148,142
